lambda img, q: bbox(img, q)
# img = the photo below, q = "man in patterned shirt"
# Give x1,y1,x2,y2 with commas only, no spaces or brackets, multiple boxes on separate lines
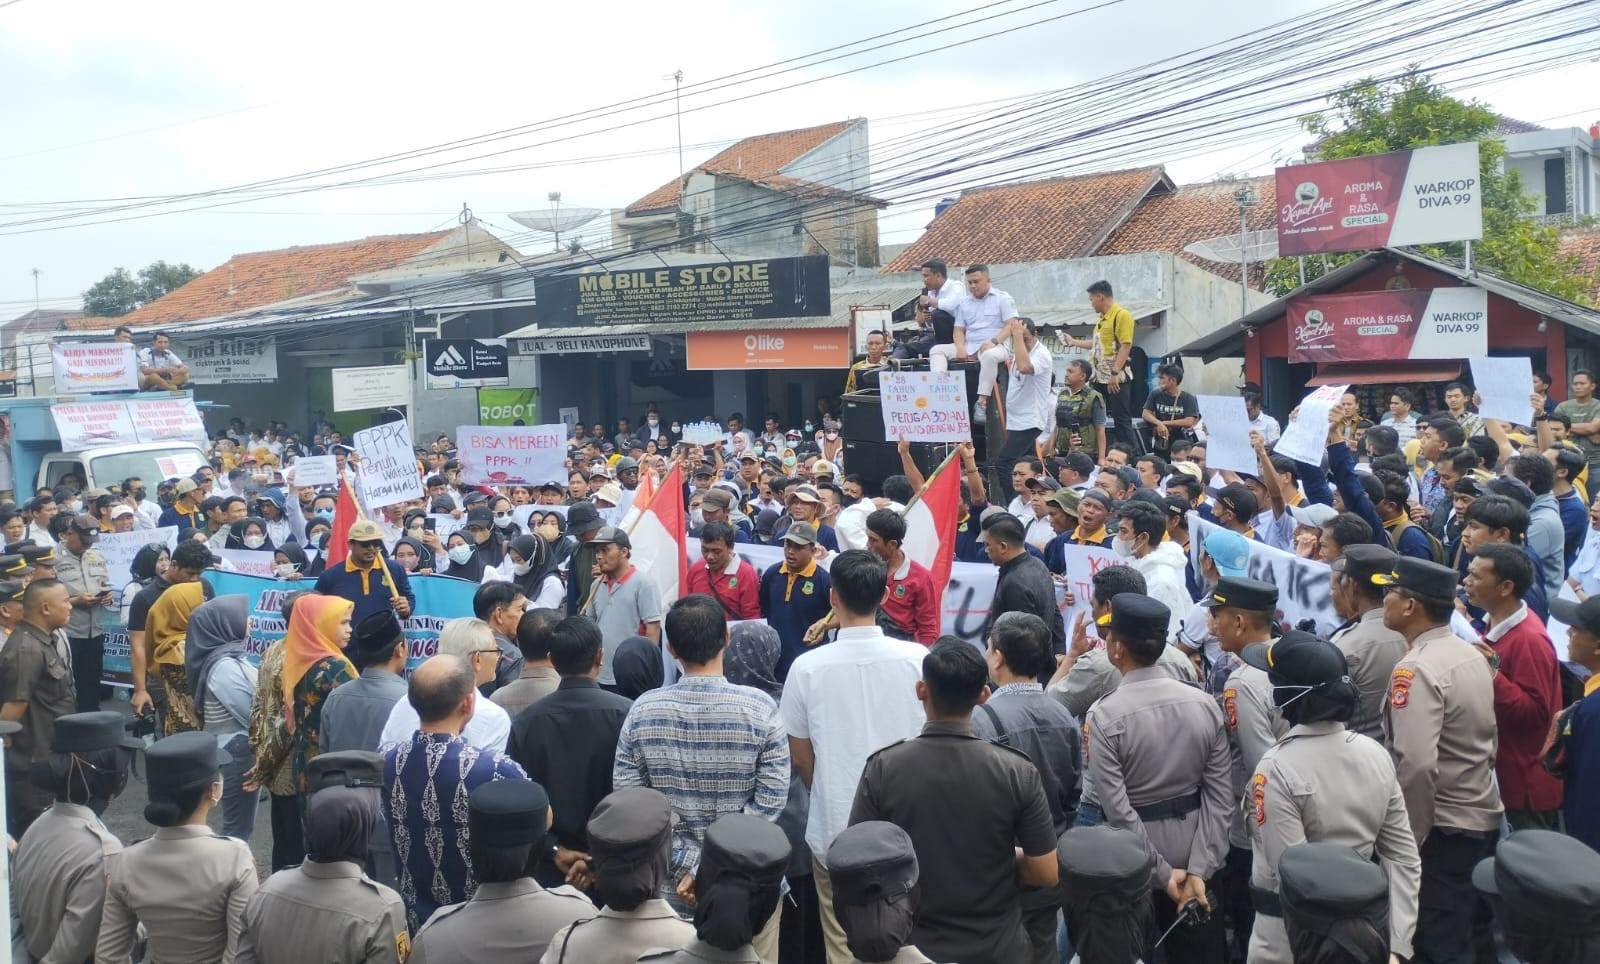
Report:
381,653,526,931
612,593,790,961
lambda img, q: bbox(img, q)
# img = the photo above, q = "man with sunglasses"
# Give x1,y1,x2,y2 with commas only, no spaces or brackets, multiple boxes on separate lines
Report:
315,519,414,627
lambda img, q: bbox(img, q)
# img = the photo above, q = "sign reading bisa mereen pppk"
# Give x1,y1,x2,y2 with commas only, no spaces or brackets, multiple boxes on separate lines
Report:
536,255,831,326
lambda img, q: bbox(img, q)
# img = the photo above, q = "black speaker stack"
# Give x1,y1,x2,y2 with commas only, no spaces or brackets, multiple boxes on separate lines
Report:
837,360,987,493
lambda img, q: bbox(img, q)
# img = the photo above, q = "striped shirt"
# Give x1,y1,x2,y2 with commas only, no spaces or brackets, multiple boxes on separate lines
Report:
612,674,790,884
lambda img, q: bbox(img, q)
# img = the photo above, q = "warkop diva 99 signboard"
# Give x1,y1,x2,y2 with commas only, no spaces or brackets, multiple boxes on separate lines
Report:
1287,287,1488,363
1276,142,1482,256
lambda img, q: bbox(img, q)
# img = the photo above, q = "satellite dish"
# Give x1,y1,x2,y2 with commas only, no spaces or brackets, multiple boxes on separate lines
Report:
1184,228,1280,264
510,192,602,250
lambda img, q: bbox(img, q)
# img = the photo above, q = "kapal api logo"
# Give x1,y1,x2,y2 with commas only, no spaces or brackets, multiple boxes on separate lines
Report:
1282,180,1335,228
1294,309,1334,346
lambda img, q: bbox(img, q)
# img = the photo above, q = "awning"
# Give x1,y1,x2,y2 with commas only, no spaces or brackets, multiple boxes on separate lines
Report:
1028,301,1166,331
1306,361,1463,386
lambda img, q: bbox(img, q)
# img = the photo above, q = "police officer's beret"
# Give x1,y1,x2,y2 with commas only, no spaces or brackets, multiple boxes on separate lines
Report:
468,779,551,848
349,609,405,663
1057,825,1154,900
1371,556,1458,602
1473,830,1600,937
51,710,143,753
1331,544,1398,587
588,786,673,859
1279,842,1389,938
1107,594,1170,642
19,544,54,567
826,821,918,906
306,750,384,793
146,731,230,795
1241,629,1348,688
699,813,790,890
1201,575,1278,612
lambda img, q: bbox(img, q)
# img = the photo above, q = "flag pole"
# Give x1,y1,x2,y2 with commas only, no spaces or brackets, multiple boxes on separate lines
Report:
581,463,682,615
344,470,404,605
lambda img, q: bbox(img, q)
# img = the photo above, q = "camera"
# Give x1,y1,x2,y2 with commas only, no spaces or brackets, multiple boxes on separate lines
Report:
125,710,157,740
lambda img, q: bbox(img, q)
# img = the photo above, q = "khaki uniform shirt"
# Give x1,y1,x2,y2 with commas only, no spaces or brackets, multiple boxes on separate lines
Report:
412,878,593,963
236,860,408,964
54,546,109,639
490,666,562,718
1221,660,1287,849
0,621,76,773
1086,666,1232,891
1329,608,1407,742
540,899,695,964
96,824,260,964
638,938,762,962
1245,722,1422,963
14,801,122,964
1382,625,1504,841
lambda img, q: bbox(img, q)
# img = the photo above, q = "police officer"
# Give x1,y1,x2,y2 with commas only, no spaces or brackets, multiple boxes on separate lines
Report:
1473,829,1600,963
1277,843,1396,963
412,780,595,963
1057,824,1156,964
96,730,260,963
1375,557,1501,963
1086,594,1232,964
1238,630,1421,963
542,786,695,963
1327,544,1408,741
237,750,410,964
1203,575,1288,958
640,812,791,963
13,711,139,963
824,821,934,963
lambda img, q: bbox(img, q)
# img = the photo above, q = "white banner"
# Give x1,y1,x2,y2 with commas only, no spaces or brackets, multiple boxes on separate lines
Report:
332,364,408,413
353,418,422,509
50,402,139,451
1195,395,1257,474
1189,514,1338,635
51,342,139,394
456,423,567,486
879,370,972,442
220,548,277,577
1275,383,1348,468
291,455,337,488
1469,356,1535,428
100,526,178,611
126,397,208,446
176,335,277,385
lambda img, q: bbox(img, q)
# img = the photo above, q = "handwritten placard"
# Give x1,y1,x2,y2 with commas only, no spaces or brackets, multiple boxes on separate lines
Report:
354,418,422,509
456,423,567,486
878,370,971,443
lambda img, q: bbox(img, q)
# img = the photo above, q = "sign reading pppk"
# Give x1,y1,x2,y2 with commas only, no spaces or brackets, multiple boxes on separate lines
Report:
456,423,567,486
878,371,971,443
353,417,422,509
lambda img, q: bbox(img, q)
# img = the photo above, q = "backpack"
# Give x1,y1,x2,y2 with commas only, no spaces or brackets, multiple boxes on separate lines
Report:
1389,516,1446,565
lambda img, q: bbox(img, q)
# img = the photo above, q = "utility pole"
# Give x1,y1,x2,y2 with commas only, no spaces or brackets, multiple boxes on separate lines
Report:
1233,185,1259,317
30,267,40,312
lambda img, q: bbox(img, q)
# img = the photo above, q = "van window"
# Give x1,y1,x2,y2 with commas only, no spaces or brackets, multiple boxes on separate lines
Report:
41,458,85,491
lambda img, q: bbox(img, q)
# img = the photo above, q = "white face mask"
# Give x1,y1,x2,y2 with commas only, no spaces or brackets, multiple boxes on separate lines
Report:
513,561,532,576
494,513,514,528
690,508,705,528
211,779,224,806
273,562,297,578
1112,536,1136,559
243,534,266,549
448,544,474,565
825,431,838,441
647,417,659,427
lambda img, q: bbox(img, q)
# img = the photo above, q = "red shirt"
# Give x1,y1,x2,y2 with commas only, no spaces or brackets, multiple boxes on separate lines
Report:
1483,606,1565,812
882,556,940,645
687,556,761,621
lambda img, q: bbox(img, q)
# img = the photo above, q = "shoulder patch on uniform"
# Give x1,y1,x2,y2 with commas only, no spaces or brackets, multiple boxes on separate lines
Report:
1390,667,1414,709
1251,772,1268,825
396,930,410,961
1222,688,1239,728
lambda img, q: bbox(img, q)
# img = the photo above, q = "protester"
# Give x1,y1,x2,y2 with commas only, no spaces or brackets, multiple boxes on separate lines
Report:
687,521,761,619
185,594,260,840
247,590,310,872
759,522,833,679
380,617,512,753
283,593,357,794
491,606,562,714
472,580,527,695
585,526,665,689
1551,594,1600,850
316,519,414,626
979,513,1064,672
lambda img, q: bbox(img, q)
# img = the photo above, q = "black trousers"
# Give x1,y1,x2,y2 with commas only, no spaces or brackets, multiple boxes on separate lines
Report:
1415,828,1496,964
269,792,306,872
1151,885,1227,964
1221,844,1255,963
1096,380,1136,448
993,428,1041,493
68,634,104,713
778,871,824,963
5,770,50,840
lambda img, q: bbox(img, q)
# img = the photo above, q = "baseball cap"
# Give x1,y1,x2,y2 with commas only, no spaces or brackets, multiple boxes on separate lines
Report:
1287,503,1338,529
176,478,198,495
1549,595,1600,636
68,514,101,541
465,507,494,529
589,526,631,549
788,485,821,504
110,504,135,519
1026,476,1062,493
812,459,837,477
1201,529,1251,579
347,520,383,543
783,522,819,546
702,488,734,510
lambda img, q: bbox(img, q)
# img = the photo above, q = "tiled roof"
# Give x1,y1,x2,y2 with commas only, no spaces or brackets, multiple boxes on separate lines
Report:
882,167,1170,273
1560,227,1600,301
1096,175,1278,285
97,231,453,328
1,308,80,349
626,121,853,213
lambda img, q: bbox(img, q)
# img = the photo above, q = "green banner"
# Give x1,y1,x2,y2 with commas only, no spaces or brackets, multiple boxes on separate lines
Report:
477,387,538,425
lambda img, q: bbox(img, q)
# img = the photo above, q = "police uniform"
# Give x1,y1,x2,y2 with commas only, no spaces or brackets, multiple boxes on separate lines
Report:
639,813,790,963
825,820,939,964
412,780,594,964
1327,545,1408,741
0,618,77,836
13,712,137,963
238,751,410,964
1085,595,1232,964
1238,632,1421,964
1277,843,1394,962
1472,829,1600,961
96,731,261,964
1373,557,1502,963
542,787,695,964
1057,824,1155,964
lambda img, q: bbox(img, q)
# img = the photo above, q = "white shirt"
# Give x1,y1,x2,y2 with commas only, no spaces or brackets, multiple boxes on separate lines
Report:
835,500,904,552
379,691,510,754
133,499,162,531
136,346,185,370
1248,412,1281,445
1004,340,1057,433
778,625,927,854
953,288,1017,345
1006,494,1038,525
1025,515,1055,551
928,277,965,315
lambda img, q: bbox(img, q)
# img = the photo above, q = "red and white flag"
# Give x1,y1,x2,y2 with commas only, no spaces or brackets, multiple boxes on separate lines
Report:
323,475,362,568
626,462,688,609
901,451,962,613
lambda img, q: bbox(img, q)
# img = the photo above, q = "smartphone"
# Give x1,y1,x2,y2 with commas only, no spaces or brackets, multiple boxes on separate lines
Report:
423,517,437,533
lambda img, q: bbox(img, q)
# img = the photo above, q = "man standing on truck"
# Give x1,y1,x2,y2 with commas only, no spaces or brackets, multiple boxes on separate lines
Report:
136,332,188,392
158,478,203,530
56,515,110,713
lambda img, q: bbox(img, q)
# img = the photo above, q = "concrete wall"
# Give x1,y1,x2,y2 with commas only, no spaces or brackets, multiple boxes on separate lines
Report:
1168,257,1273,395
784,118,870,193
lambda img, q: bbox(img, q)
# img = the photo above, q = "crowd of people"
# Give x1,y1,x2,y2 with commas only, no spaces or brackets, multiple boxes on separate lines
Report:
2,272,1600,961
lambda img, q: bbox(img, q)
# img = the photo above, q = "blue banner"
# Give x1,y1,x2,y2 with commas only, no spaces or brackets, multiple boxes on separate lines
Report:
103,572,482,684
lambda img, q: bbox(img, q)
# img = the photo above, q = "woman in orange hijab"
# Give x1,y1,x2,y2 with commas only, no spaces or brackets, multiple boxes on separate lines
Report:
280,593,356,794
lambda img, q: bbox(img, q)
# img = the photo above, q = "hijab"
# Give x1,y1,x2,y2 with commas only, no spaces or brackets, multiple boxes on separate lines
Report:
508,534,558,597
305,785,380,864
224,516,274,551
281,594,355,729
446,536,488,582
129,543,167,583
275,541,309,576
725,623,782,699
392,535,432,573
612,636,663,699
145,581,206,666
184,594,250,711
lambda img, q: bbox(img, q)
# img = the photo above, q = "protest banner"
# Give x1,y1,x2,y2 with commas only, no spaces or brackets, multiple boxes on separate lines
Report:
1196,395,1257,474
1469,356,1535,427
126,397,209,446
100,527,178,612
878,370,972,443
456,423,567,486
220,549,277,578
50,401,139,451
292,455,338,488
679,421,727,446
51,342,139,393
354,417,422,509
1288,288,1487,362
1274,384,1348,468
1190,514,1338,635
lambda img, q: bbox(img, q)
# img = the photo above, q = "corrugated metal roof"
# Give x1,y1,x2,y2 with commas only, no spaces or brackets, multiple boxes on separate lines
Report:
1026,301,1167,331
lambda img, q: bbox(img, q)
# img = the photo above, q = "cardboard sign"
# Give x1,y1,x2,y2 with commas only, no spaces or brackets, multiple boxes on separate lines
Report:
456,424,567,486
292,455,338,488
1275,384,1349,468
1288,287,1488,362
1196,395,1257,474
1276,142,1482,256
353,418,422,509
51,342,139,393
1470,356,1535,427
879,370,972,443
100,526,178,611
220,548,277,577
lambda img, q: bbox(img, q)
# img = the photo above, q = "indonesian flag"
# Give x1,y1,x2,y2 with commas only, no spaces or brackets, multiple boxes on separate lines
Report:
901,451,962,613
323,475,362,568
626,462,688,609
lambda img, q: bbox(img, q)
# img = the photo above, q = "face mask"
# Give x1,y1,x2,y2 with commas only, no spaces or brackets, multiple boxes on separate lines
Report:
671,423,681,433
315,508,334,522
1113,536,1136,559
513,561,532,576
825,431,838,441
131,489,146,502
243,534,266,550
804,422,815,433
273,563,297,578
647,417,658,427
448,545,474,565
494,513,513,528
753,446,765,457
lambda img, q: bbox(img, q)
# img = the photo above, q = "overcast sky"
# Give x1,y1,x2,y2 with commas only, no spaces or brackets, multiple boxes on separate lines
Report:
1,0,1595,312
